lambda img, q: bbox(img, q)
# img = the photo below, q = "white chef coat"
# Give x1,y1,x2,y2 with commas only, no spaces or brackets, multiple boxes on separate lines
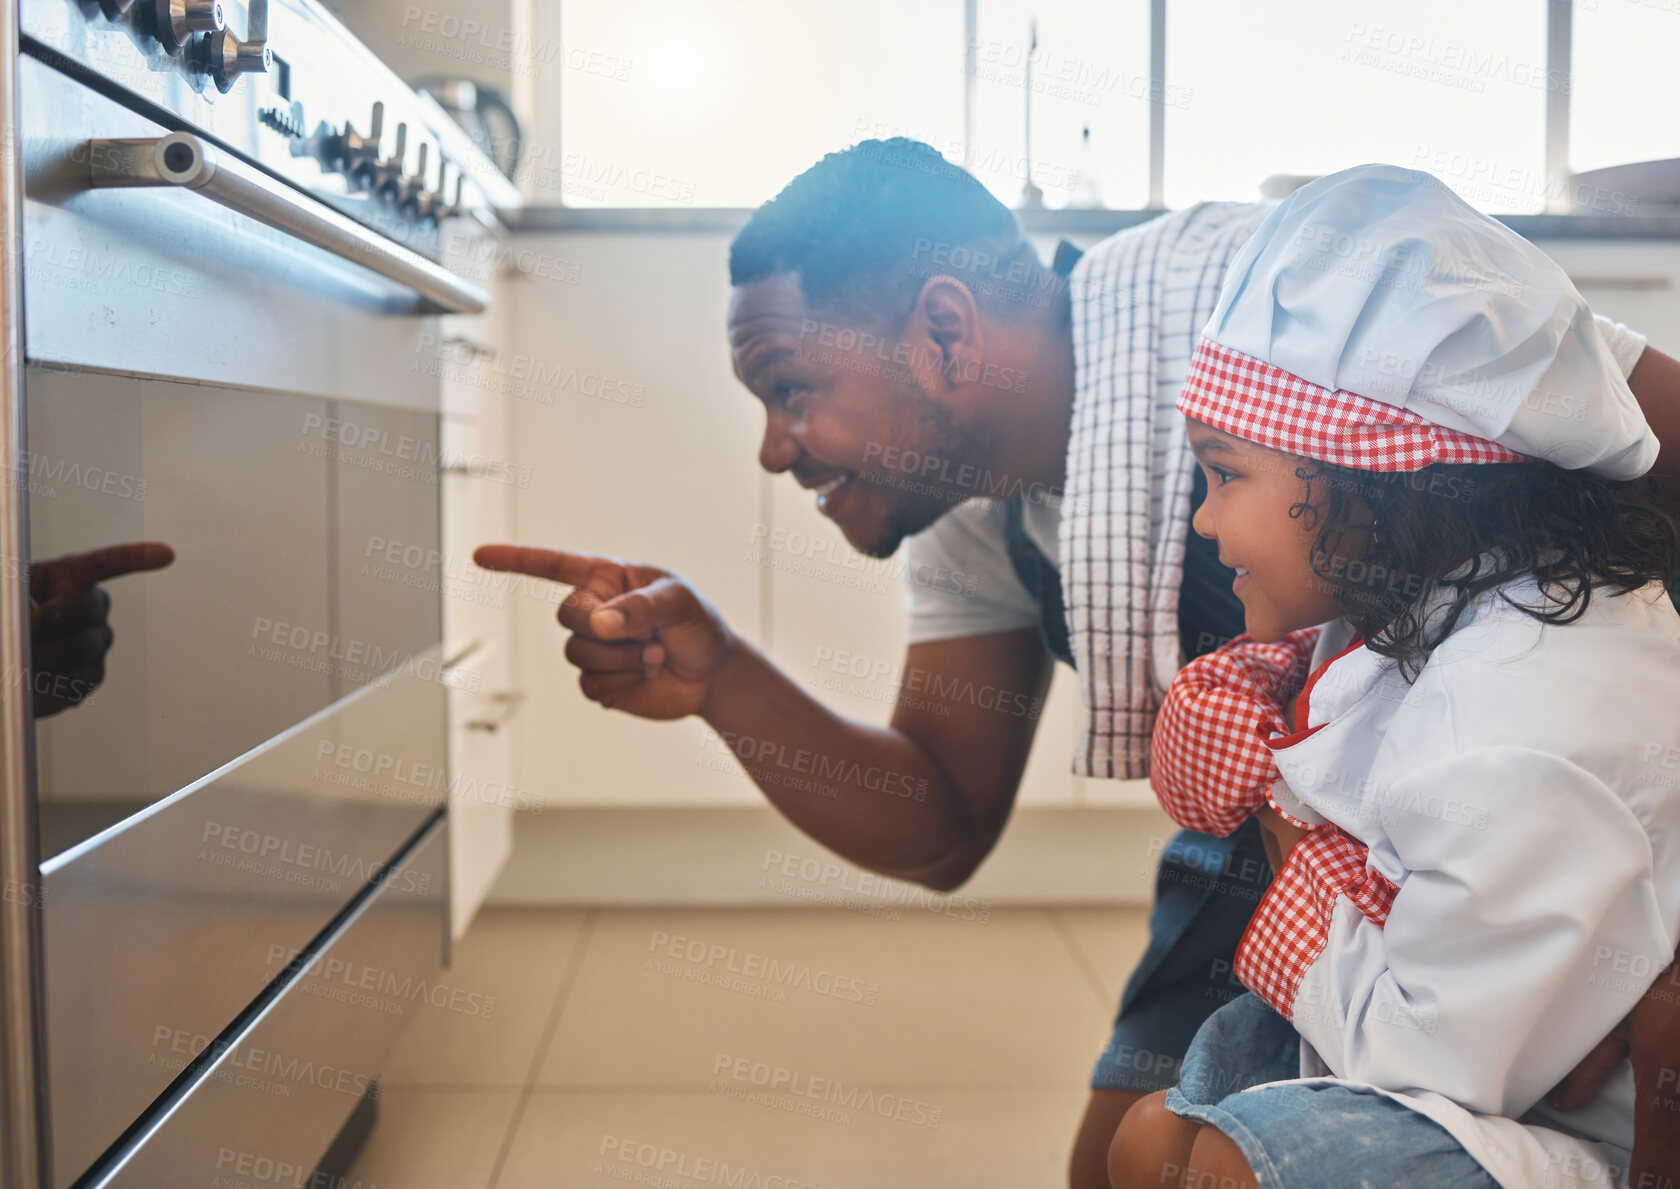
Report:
1258,569,1680,1189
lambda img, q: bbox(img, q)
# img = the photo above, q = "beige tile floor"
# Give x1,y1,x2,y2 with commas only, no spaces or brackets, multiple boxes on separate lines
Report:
348,905,1151,1188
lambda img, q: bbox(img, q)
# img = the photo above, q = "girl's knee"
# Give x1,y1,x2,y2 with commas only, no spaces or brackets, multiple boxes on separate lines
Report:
1184,1124,1259,1189
1107,1089,1199,1189
1070,1089,1149,1189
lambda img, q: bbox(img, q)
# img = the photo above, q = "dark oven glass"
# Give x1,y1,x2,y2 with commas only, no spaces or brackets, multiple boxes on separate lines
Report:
28,365,442,861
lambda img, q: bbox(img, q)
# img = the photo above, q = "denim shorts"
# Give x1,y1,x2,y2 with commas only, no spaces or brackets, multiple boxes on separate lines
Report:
1091,821,1272,1093
1163,991,1498,1188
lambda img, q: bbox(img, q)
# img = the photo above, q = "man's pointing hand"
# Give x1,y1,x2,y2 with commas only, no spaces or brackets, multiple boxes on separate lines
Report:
473,543,737,720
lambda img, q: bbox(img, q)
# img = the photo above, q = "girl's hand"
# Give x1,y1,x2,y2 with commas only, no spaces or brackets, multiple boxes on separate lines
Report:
1627,960,1680,1188
1254,804,1309,875
1544,958,1680,1187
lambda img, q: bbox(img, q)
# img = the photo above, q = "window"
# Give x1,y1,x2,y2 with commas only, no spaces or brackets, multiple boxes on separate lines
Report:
542,0,1676,215
1166,0,1547,211
550,0,963,208
969,0,1151,209
1571,0,1680,175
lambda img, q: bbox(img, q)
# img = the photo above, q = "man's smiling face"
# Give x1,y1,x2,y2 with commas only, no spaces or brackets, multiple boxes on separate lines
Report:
728,272,978,559
1186,417,1351,643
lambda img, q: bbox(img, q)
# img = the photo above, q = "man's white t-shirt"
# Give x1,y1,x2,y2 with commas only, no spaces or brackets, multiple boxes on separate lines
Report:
901,495,1060,644
901,316,1651,648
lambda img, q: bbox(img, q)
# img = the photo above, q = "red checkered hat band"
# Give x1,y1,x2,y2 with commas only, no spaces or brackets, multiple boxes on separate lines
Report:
1178,339,1532,472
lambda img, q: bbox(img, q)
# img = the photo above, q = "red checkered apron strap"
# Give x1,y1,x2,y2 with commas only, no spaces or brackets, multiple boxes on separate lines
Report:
1234,824,1401,1019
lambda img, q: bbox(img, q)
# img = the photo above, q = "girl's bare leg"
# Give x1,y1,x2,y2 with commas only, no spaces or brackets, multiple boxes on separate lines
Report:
1070,1089,1148,1189
1185,1124,1260,1189
1107,1089,1200,1189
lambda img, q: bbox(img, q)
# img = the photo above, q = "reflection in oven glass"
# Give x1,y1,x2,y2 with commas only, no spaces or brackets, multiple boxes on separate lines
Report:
27,365,442,859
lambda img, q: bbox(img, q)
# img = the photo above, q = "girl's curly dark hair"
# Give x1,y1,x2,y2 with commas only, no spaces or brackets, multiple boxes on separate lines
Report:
1289,458,1680,680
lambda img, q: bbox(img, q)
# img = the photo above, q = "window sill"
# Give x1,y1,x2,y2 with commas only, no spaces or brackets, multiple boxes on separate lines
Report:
502,206,1175,236
504,205,1680,241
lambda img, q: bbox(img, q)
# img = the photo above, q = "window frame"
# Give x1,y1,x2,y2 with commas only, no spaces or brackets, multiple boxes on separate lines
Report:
515,0,1666,234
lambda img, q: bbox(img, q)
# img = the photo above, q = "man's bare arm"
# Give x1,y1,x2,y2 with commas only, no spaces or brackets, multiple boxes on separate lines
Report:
701,628,1051,891
475,543,1049,891
1547,345,1680,1184
885,630,1052,889
1630,346,1680,499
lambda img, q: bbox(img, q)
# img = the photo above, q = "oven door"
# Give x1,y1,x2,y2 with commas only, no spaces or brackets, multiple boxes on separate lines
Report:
18,50,478,1185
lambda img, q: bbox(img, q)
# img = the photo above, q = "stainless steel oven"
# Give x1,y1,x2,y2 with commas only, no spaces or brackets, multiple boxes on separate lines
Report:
0,0,518,1183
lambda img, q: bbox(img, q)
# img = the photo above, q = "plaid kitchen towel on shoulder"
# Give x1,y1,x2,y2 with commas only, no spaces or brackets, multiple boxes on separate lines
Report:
1060,201,1272,779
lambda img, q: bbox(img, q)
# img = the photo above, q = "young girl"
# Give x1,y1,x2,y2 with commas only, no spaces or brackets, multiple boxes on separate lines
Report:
1110,165,1680,1189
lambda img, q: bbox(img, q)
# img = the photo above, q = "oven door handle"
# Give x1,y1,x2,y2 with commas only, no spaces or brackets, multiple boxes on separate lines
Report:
82,132,489,315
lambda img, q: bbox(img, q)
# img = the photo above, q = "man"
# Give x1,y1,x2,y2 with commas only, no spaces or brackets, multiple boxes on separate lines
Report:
478,140,1680,1187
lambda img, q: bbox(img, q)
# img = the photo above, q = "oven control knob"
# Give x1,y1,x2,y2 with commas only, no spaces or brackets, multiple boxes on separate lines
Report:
439,172,467,222
206,0,269,91
322,102,380,183
154,0,224,54
207,26,271,90
345,102,386,186
398,143,432,217
414,159,452,224
373,123,410,198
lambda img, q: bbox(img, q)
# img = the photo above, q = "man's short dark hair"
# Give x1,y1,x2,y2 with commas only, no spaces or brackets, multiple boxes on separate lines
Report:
729,138,1047,325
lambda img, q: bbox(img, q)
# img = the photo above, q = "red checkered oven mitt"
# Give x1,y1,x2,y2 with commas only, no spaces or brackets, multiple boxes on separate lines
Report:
1149,629,1321,837
1235,822,1401,1019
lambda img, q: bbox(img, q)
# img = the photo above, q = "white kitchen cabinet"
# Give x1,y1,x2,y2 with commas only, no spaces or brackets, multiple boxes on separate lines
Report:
1539,240,1680,356
437,261,522,938
442,637,516,938
502,232,765,807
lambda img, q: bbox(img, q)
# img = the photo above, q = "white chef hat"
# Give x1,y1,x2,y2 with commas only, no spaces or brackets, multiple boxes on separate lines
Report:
1178,163,1657,478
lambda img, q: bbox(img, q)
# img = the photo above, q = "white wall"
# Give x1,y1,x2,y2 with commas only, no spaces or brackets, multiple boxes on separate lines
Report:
502,232,766,807
322,0,517,94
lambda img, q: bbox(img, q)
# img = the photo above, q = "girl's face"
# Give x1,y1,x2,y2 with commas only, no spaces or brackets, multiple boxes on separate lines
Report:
1186,418,1352,644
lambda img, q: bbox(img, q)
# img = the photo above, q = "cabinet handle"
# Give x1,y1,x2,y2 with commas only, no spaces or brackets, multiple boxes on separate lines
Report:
466,690,524,733
439,335,496,359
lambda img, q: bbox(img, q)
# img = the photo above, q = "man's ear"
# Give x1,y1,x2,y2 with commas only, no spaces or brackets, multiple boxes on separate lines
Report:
901,276,984,397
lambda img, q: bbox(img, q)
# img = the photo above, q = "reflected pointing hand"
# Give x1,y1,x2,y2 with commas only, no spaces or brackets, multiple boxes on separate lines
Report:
29,541,174,718
473,542,735,721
